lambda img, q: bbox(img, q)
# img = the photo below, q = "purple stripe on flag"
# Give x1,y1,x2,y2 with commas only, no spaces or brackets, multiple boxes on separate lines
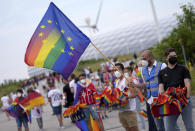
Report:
73,84,84,105
5,105,17,118
75,120,88,131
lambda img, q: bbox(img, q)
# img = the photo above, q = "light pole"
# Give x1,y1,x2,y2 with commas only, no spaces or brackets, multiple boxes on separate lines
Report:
150,0,162,42
178,39,187,66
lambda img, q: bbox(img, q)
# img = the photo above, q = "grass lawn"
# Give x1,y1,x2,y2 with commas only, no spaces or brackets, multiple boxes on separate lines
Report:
0,82,22,106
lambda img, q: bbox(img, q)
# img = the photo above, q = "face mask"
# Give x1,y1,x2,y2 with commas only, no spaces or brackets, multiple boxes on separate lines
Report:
169,56,177,65
17,93,22,97
124,73,129,77
141,60,148,67
80,79,86,84
114,71,121,78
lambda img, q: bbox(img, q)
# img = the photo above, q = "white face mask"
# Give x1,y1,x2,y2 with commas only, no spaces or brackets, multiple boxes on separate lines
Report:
80,79,86,84
17,93,22,97
114,71,121,78
141,60,148,67
124,73,129,77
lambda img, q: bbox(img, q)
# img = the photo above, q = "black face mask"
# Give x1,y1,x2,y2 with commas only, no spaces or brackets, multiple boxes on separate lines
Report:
168,56,177,65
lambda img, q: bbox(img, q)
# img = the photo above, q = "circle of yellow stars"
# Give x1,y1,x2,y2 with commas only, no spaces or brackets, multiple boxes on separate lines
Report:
37,19,75,56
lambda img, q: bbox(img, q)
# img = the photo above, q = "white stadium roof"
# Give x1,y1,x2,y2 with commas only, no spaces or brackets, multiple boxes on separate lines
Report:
80,17,177,60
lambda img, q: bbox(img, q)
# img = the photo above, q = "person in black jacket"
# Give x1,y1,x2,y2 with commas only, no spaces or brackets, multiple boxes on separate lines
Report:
158,48,194,131
63,79,74,108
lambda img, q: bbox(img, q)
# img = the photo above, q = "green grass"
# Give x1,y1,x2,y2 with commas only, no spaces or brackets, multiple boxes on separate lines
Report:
73,53,136,76
0,81,22,106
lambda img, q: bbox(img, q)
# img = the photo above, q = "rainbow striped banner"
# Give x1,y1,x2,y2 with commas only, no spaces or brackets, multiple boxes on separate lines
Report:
25,2,90,79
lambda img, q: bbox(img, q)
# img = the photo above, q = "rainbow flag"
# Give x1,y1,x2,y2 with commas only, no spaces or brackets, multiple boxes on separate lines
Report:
25,2,91,79
4,104,17,118
90,114,100,131
75,120,88,131
4,98,20,118
63,104,86,117
20,91,45,110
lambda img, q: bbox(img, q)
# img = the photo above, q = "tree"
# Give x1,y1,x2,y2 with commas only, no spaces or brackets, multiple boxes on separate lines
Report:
152,3,195,65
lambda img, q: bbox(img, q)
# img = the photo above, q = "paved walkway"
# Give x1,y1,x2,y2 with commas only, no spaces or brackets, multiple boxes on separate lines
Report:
0,80,195,131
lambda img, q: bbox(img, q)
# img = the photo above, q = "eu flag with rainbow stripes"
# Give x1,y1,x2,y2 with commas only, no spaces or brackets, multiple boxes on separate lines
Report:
25,2,91,79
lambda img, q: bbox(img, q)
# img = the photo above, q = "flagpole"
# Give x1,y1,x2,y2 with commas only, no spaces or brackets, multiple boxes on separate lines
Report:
90,42,147,101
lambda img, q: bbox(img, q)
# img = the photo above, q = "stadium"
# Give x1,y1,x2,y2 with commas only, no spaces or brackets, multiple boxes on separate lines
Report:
28,16,177,77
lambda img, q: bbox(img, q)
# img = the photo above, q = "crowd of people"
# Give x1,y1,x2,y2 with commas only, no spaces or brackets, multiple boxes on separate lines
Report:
1,48,194,131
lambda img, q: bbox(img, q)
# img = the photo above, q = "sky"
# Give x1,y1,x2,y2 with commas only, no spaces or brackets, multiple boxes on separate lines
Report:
0,0,194,83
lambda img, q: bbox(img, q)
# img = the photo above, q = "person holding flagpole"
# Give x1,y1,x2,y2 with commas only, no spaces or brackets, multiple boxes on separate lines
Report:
114,63,138,131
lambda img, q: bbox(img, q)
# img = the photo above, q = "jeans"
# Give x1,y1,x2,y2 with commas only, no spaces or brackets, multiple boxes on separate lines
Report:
136,97,145,129
164,98,195,131
36,117,43,129
153,117,165,131
81,105,98,121
16,115,29,128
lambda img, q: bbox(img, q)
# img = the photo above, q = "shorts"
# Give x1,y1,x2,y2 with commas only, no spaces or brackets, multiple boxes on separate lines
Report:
119,111,137,129
81,105,98,121
16,115,29,128
52,105,62,116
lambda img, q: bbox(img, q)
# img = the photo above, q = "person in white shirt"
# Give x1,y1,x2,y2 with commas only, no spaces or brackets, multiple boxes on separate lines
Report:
124,66,146,131
10,92,17,102
114,63,138,131
1,94,10,120
69,74,77,97
48,84,64,129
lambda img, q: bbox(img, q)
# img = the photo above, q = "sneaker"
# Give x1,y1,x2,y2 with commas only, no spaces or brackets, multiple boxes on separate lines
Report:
60,126,65,129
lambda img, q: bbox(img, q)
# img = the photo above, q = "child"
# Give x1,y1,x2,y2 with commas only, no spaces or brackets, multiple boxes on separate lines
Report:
15,89,29,131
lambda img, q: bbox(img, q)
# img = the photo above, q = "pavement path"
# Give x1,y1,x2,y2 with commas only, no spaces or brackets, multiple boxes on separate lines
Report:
0,80,195,131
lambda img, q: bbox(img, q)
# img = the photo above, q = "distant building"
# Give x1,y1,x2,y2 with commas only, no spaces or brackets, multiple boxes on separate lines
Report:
81,17,177,60
27,17,177,77
28,66,52,78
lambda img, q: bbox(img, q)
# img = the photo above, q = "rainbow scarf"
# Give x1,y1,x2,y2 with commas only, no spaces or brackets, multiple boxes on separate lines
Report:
139,110,147,118
151,91,184,118
95,87,129,109
63,104,86,117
